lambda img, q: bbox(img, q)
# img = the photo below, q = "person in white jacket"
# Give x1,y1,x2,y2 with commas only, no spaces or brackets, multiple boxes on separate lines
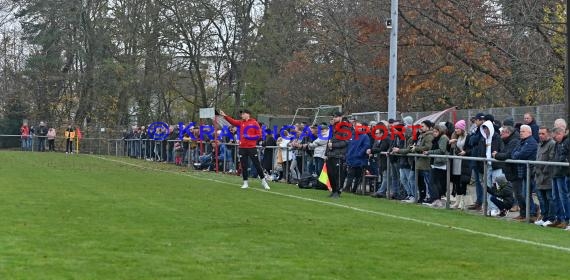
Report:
300,125,329,176
277,130,299,183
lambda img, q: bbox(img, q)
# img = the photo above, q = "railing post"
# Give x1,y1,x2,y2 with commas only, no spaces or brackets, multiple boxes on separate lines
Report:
483,162,488,216
525,162,531,223
285,146,289,183
414,155,419,203
386,154,391,200
446,156,451,209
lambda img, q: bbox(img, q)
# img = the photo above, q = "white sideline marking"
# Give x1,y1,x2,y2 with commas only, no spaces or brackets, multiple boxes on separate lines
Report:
91,155,570,253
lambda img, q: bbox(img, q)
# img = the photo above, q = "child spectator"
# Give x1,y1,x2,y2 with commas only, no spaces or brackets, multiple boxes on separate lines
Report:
174,142,183,166
487,176,514,217
47,127,56,151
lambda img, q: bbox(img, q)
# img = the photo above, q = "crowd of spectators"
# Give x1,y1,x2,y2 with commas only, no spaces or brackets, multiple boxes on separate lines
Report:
19,112,570,230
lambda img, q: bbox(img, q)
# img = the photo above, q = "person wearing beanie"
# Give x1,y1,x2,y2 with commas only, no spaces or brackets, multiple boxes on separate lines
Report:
449,120,470,209
403,116,414,126
454,120,466,131
503,117,514,127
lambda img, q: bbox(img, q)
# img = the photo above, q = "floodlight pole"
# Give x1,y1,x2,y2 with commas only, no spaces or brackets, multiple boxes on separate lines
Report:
567,0,570,123
387,0,398,120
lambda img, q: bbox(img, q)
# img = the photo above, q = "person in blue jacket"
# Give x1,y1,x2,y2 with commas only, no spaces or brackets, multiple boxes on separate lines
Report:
511,124,538,221
345,121,371,193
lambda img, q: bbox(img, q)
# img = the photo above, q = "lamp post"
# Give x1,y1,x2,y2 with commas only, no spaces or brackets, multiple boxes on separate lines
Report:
387,0,399,119
566,0,569,122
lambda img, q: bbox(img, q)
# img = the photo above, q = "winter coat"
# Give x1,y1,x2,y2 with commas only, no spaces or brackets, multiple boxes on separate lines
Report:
512,135,538,179
346,131,370,167
38,125,48,137
307,131,329,160
553,136,570,177
393,128,417,169
398,130,434,171
223,116,262,149
20,125,30,139
64,128,75,140
325,122,349,159
371,138,391,172
277,138,295,162
427,134,449,167
487,181,514,207
494,132,520,182
474,121,503,173
526,120,539,142
534,139,556,189
47,128,56,140
262,135,276,171
450,133,471,183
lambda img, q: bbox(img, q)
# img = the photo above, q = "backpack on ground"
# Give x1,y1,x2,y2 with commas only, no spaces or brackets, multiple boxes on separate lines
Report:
297,172,318,189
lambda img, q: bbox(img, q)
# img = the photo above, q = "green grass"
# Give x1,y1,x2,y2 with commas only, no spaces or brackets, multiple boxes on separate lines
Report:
1,151,569,279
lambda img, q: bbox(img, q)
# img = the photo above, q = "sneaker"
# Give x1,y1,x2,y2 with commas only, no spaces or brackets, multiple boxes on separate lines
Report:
261,178,270,190
431,200,444,208
541,220,553,227
534,219,545,226
404,196,416,203
241,181,249,189
490,209,500,217
547,220,562,227
565,226,570,231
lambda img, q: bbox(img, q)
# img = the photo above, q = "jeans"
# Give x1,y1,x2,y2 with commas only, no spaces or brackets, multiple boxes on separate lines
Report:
22,138,31,151
305,156,315,174
471,162,483,205
38,138,46,152
487,168,505,188
490,196,512,212
537,188,556,221
314,157,325,176
400,168,416,198
512,179,537,217
552,176,569,222
417,169,431,201
376,166,399,196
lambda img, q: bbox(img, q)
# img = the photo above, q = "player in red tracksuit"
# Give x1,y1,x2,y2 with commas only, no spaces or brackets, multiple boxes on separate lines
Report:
220,109,270,190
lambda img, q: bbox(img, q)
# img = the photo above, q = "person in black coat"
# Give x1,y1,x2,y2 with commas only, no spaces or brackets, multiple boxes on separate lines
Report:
493,126,521,183
261,130,277,174
369,126,391,197
487,176,514,217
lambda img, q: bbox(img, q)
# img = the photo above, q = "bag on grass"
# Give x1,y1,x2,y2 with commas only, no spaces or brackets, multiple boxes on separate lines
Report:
297,172,317,189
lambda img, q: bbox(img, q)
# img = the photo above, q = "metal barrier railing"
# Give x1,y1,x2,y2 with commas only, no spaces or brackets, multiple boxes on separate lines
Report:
380,152,569,223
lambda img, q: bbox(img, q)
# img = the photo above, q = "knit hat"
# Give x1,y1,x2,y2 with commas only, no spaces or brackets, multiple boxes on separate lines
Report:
403,116,414,126
454,120,466,131
503,117,514,127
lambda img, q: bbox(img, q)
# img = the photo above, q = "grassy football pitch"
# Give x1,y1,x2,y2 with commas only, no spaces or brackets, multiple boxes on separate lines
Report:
1,151,569,279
